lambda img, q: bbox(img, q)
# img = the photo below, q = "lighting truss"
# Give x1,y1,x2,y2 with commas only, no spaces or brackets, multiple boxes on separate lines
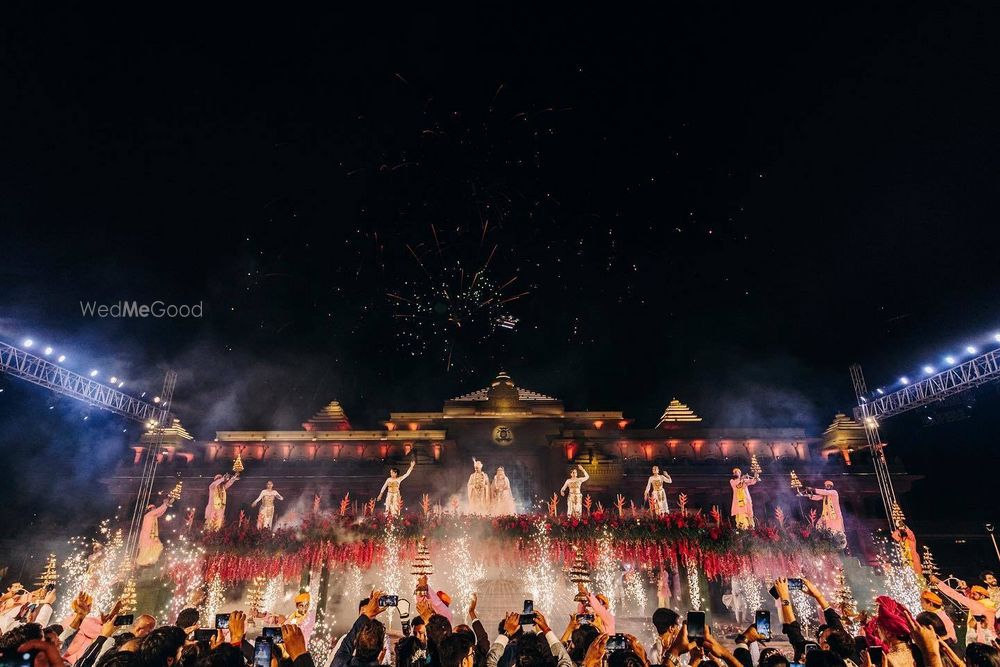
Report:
854,346,1000,423
0,339,169,425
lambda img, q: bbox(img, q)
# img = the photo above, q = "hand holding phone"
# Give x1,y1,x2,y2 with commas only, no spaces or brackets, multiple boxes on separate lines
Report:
868,647,884,666
114,614,134,627
754,610,771,641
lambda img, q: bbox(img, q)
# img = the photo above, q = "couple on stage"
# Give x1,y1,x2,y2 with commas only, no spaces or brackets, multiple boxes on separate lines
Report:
467,458,518,516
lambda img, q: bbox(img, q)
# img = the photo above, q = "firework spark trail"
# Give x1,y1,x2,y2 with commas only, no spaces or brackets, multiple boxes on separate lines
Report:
623,566,647,616
444,532,485,622
524,519,556,613
346,564,364,606
686,560,702,611
874,537,922,614
58,521,129,618
734,570,762,620
790,587,816,637
381,521,402,629
204,574,226,625
262,578,283,618
593,530,618,615
160,534,206,622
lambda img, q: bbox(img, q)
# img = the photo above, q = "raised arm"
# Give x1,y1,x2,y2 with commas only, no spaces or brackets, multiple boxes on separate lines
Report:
150,500,170,518
662,471,672,483
398,460,416,482
223,476,238,489
934,579,991,616
578,466,589,482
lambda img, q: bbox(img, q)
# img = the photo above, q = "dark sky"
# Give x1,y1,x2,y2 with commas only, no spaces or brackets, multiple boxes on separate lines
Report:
1,5,999,541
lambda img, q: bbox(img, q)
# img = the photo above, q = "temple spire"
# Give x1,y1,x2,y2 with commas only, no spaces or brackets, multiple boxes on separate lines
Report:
656,398,702,428
303,400,352,431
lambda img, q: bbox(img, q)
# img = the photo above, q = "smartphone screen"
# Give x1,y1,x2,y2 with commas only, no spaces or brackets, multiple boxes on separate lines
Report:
193,629,216,642
0,648,37,667
261,627,283,644
378,595,398,607
576,613,594,624
868,647,884,665
755,610,771,640
788,578,804,591
606,634,628,652
804,643,820,655
253,638,273,667
519,613,535,626
115,614,134,627
523,599,534,614
686,611,706,640
215,613,230,629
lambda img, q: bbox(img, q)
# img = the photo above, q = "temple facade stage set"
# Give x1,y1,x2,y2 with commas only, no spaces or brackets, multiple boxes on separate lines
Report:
114,372,914,555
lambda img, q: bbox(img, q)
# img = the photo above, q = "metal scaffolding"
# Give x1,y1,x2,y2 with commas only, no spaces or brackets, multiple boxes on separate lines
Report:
0,340,169,425
849,363,897,526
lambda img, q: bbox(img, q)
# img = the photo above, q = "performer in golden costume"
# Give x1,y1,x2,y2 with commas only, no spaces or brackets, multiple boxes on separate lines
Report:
560,464,590,518
204,472,239,532
644,465,672,515
251,480,285,530
376,459,416,517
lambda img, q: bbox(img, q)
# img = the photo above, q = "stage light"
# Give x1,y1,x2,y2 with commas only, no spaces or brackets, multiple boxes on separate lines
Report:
994,333,1000,343
899,376,909,385
23,339,33,347
89,370,99,377
923,366,935,375
967,346,978,354
43,347,53,355
109,376,118,384
57,355,66,362
153,396,161,403
118,382,124,388
944,356,956,365
876,388,884,395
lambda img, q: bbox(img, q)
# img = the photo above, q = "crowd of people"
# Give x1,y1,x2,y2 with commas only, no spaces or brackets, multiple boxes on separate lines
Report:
0,572,997,667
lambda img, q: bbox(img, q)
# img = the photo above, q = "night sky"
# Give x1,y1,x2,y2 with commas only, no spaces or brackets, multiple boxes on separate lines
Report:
1,6,999,554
